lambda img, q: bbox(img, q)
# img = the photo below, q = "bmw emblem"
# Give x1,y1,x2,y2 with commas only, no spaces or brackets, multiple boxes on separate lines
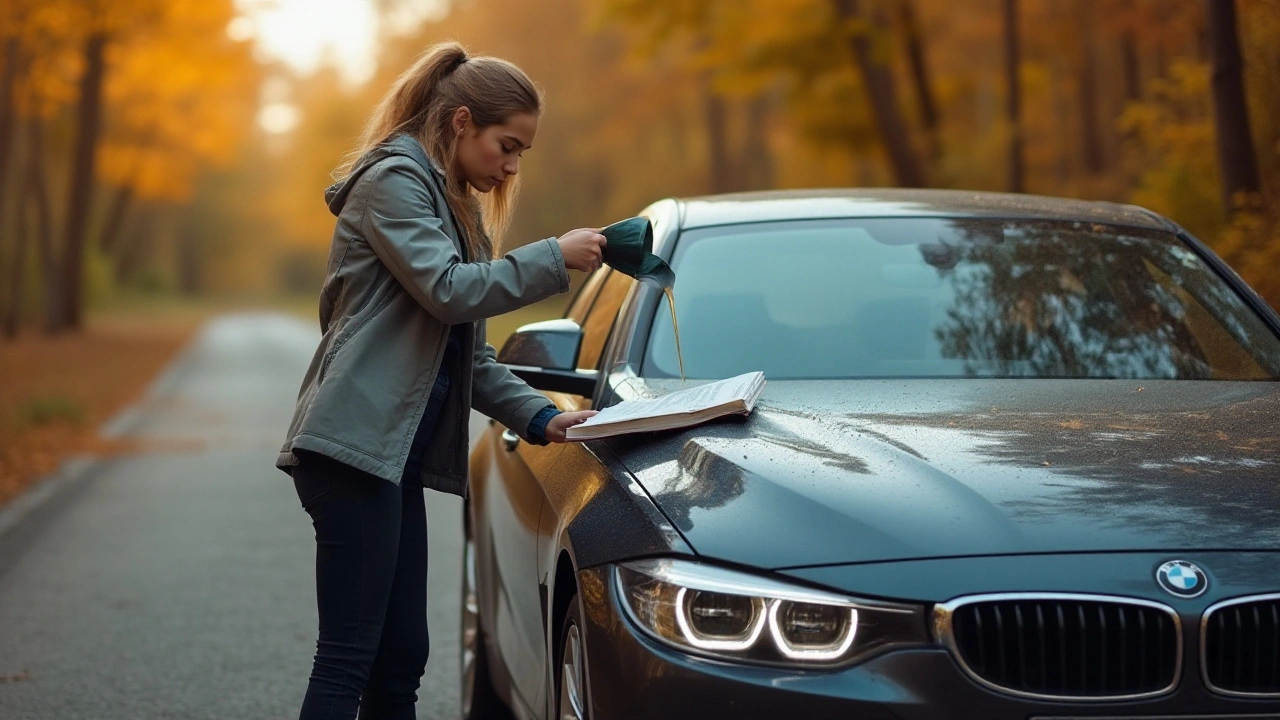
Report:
1156,560,1208,598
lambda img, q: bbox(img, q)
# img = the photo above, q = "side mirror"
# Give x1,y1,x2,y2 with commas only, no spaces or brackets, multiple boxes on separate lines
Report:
497,319,599,396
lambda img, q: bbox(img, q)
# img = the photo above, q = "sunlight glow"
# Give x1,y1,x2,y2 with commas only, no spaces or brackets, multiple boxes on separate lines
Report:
234,0,379,85
225,16,255,43
258,102,302,135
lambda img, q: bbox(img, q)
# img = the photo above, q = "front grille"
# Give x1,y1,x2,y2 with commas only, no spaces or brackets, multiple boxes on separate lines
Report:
1203,595,1280,696
938,594,1180,700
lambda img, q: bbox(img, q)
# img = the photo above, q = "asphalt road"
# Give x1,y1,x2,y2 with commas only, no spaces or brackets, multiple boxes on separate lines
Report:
0,312,476,719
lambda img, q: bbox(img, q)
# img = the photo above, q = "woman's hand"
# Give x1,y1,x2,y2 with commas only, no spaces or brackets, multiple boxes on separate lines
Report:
556,228,607,273
544,410,598,443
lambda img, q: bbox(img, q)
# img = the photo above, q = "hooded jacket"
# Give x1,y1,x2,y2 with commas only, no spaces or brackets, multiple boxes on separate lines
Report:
276,134,569,496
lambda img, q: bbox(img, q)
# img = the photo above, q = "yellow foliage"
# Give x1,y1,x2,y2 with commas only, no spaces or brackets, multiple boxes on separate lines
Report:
262,67,368,250
1118,61,1224,240
98,0,258,201
1218,203,1280,312
5,0,1267,304
3,0,257,202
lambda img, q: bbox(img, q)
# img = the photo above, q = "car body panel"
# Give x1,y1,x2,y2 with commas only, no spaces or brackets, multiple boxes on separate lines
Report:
607,378,1280,568
779,551,1280,605
577,564,1280,720
468,420,552,713
471,402,696,719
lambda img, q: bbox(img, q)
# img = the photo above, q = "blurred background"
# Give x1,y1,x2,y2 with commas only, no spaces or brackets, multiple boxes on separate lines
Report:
0,0,1278,502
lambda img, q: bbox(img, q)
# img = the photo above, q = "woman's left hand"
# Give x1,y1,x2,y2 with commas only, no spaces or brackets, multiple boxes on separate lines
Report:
544,410,598,443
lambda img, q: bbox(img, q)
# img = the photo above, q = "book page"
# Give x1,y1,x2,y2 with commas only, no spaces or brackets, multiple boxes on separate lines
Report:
575,372,763,429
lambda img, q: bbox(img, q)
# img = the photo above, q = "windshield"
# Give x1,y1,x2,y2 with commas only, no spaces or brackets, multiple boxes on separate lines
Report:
642,218,1280,380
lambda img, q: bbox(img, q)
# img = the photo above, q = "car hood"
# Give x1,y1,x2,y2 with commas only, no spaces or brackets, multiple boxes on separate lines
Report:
606,379,1280,569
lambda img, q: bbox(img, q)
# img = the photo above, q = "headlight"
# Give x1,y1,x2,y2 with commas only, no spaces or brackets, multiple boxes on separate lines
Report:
616,558,928,667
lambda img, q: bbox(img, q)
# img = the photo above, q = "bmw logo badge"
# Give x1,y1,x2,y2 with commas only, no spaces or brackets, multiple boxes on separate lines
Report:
1156,560,1208,598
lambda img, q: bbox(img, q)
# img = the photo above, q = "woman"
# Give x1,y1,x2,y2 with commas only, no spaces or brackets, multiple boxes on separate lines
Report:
275,41,605,719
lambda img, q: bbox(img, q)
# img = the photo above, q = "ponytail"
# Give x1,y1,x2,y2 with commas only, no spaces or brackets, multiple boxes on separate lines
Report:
336,41,541,260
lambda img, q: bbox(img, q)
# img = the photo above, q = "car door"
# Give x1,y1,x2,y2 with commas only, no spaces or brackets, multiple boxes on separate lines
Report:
530,269,635,711
481,269,613,712
488,268,636,714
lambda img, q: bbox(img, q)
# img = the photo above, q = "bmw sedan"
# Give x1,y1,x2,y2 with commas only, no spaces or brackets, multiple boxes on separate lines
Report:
461,189,1280,720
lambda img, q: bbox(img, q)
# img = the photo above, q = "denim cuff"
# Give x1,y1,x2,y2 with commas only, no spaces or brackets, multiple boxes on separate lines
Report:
526,405,560,446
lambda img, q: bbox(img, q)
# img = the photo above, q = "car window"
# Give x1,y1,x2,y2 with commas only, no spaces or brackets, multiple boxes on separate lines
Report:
1140,259,1269,379
565,269,609,325
579,270,635,371
641,218,1280,380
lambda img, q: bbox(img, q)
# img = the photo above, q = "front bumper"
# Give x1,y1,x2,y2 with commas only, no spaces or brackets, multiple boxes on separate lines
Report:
576,565,1280,720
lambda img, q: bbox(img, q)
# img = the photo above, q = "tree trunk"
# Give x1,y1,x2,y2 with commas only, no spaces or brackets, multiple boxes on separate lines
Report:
1204,0,1261,215
115,208,153,286
1076,2,1104,175
1052,53,1071,189
98,182,135,256
834,0,927,188
26,115,59,334
0,35,21,310
703,78,733,193
1003,0,1024,193
0,37,19,205
177,227,201,295
98,125,154,257
895,0,941,162
1122,30,1141,103
743,94,774,189
58,32,108,331
3,174,28,338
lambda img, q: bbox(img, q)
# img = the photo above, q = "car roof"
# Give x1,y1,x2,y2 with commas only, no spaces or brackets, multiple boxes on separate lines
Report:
675,188,1174,232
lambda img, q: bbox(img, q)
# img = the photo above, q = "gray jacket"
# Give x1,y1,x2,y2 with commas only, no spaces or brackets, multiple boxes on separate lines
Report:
276,134,569,495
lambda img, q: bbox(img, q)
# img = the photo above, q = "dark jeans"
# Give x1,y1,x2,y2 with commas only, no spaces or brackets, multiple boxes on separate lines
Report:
293,451,428,720
292,373,450,719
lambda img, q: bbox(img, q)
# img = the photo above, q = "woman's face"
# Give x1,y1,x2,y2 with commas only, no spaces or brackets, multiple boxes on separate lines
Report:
453,109,538,193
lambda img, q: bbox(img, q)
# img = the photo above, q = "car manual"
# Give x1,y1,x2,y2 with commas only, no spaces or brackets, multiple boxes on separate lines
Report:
566,371,766,441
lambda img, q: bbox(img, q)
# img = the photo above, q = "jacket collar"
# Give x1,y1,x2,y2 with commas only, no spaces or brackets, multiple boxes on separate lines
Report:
385,134,445,178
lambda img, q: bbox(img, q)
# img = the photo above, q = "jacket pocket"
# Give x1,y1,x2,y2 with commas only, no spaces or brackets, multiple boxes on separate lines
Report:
318,277,399,381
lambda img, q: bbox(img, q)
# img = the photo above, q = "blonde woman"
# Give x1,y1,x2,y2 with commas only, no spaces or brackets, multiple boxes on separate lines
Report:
276,41,604,719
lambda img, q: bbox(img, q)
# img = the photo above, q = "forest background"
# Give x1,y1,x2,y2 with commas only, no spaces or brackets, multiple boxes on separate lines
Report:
1,0,1278,333
0,0,1277,502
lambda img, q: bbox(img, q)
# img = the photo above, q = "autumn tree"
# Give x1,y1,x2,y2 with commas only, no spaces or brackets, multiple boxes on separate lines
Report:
1204,0,1261,216
895,0,941,162
0,0,256,334
96,0,258,286
1003,0,1023,192
833,0,926,186
262,0,1279,310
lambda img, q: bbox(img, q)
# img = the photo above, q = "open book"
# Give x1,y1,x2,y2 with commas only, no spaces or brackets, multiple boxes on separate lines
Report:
566,371,766,441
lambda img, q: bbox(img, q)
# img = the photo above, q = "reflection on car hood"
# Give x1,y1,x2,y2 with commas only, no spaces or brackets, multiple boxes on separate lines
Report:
606,379,1280,569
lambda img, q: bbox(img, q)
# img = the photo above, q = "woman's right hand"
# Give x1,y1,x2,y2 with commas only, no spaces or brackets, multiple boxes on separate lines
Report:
556,228,607,273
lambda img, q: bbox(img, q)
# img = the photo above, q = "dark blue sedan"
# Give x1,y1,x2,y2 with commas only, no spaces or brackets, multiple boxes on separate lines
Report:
461,189,1280,720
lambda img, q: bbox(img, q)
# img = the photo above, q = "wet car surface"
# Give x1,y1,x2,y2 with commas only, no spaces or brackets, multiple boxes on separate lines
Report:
461,189,1280,720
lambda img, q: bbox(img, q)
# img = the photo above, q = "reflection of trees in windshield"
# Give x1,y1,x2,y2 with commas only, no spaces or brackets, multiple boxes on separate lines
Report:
922,221,1280,379
928,222,1222,379
855,387,1280,549
646,218,1278,380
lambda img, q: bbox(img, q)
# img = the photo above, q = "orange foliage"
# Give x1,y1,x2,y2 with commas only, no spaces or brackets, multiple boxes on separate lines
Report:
3,0,1272,306
0,318,198,507
99,0,258,202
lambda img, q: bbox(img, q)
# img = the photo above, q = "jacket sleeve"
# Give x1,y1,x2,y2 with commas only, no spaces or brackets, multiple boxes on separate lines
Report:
470,320,557,443
359,158,570,324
